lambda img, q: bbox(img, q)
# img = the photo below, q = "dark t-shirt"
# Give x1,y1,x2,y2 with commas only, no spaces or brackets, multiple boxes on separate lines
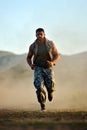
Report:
34,43,51,68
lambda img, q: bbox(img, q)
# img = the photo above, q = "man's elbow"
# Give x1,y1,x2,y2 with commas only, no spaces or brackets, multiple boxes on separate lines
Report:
55,53,60,62
26,55,29,64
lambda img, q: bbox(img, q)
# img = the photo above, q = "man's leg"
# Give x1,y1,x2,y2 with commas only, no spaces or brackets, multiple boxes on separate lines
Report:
43,68,56,101
36,87,46,110
34,67,46,110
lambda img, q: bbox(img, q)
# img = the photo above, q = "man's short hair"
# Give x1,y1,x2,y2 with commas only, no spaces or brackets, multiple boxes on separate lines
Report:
36,28,44,33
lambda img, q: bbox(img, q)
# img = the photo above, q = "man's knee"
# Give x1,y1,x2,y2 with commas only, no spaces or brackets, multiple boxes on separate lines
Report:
46,81,55,92
36,88,46,103
34,79,41,89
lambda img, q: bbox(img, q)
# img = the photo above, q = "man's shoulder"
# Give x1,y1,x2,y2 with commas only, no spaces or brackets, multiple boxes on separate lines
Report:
46,39,54,47
30,41,35,49
31,41,35,46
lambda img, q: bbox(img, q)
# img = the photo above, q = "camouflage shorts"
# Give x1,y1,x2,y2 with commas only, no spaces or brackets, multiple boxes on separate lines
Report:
34,66,56,92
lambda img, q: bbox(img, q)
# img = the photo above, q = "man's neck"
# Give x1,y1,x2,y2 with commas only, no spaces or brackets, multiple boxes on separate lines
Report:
36,38,45,45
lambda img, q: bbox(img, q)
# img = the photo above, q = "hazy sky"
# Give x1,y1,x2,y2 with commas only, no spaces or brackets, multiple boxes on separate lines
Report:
0,0,87,55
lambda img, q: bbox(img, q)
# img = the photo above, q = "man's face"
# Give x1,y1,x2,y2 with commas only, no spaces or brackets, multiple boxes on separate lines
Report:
36,31,45,41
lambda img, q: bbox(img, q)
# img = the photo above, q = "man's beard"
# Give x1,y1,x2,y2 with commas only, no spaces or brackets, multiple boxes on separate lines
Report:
36,37,45,43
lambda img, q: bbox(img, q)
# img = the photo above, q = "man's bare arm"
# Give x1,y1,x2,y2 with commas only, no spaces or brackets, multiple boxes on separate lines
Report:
27,45,33,66
47,43,60,67
51,43,60,65
27,45,35,70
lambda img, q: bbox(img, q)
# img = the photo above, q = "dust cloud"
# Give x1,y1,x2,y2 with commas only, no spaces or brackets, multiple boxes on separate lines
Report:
0,76,87,111
0,52,87,111
0,77,37,110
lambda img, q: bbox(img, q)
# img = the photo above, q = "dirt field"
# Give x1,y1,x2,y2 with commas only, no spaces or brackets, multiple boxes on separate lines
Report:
0,110,87,130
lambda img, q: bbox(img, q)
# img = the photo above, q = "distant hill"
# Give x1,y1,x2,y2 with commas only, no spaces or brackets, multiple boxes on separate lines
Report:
54,51,87,88
0,51,14,57
0,51,87,87
0,52,27,72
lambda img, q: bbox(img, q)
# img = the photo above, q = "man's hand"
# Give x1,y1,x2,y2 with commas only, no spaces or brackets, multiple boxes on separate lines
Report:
30,64,35,70
47,61,53,67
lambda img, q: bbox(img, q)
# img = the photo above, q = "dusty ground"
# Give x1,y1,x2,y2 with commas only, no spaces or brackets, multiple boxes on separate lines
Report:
0,110,87,130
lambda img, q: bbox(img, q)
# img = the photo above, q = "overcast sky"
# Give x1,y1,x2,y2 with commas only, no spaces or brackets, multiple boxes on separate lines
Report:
0,0,87,55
